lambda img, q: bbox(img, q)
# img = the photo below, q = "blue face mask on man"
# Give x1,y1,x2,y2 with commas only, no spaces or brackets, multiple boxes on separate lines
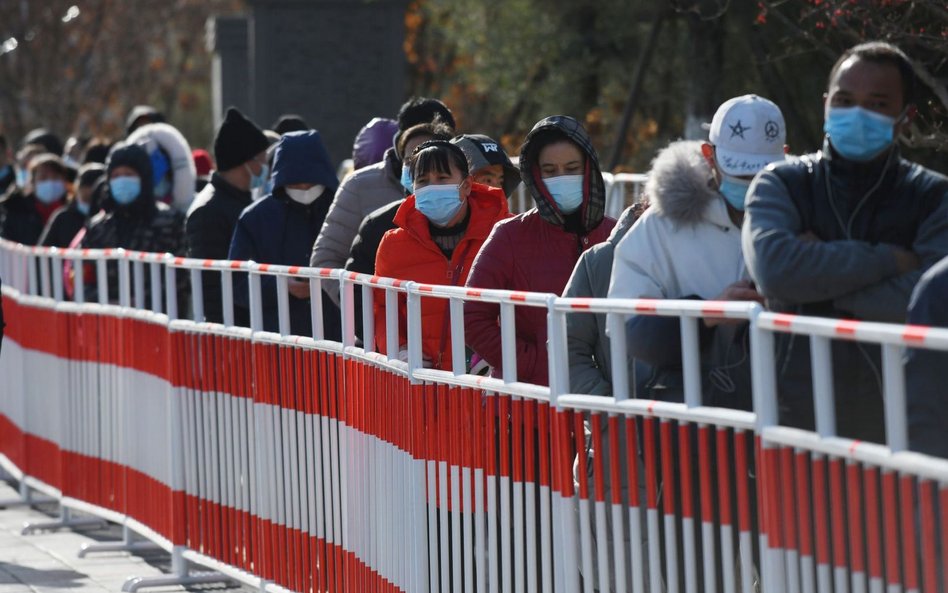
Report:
414,182,464,227
35,180,66,204
543,174,584,214
246,161,269,191
110,176,142,205
718,173,752,211
824,106,902,162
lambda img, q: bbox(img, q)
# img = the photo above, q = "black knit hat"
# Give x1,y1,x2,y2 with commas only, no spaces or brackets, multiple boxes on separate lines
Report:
214,107,269,171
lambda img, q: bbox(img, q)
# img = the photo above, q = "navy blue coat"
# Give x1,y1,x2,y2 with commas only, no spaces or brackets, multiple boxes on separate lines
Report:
906,255,948,458
229,131,340,338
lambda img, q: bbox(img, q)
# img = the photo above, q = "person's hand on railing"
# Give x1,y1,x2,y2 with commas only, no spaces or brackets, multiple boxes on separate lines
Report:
287,278,311,300
704,279,765,328
396,348,432,367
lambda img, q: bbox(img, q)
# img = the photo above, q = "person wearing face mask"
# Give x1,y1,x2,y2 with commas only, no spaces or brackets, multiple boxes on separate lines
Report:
310,97,456,306
79,142,185,303
185,107,270,325
744,42,948,443
342,122,454,342
609,95,788,408
127,122,197,211
464,115,616,386
39,163,105,247
0,153,70,245
373,140,510,369
228,130,339,337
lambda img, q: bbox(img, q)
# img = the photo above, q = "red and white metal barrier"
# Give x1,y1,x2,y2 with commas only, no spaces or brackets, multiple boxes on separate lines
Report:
1,238,946,593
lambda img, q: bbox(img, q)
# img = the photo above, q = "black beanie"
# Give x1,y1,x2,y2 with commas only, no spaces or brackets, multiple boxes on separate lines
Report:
214,107,270,171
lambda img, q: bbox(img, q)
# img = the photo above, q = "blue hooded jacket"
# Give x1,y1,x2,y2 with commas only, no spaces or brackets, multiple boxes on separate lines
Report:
229,130,340,338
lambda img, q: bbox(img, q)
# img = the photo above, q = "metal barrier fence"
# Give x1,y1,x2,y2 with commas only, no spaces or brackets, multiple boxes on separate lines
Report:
0,239,946,593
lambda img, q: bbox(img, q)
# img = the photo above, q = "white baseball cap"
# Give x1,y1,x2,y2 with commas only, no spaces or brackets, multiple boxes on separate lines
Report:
708,94,786,176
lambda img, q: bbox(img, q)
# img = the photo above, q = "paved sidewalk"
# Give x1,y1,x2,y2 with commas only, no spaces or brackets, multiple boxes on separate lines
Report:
0,481,249,593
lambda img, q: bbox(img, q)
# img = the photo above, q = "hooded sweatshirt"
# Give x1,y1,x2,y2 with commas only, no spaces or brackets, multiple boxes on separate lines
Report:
464,115,616,386
374,182,511,369
229,130,340,338
609,140,751,407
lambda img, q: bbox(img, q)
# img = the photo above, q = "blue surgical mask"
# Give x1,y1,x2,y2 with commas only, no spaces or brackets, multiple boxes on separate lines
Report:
719,174,752,211
824,106,900,162
543,174,584,214
110,176,142,205
400,164,413,193
35,180,66,204
414,183,464,226
15,168,28,188
76,201,91,216
246,162,269,190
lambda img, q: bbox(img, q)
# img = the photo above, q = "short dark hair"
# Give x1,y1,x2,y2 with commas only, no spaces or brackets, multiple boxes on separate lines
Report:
409,140,470,181
396,121,453,159
828,41,917,106
396,97,456,132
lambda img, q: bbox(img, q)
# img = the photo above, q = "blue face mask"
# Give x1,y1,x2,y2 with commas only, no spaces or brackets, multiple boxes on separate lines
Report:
414,182,464,227
76,201,91,216
719,174,752,211
246,162,269,190
543,174,584,214
400,164,413,193
15,168,28,188
35,180,66,204
824,106,900,162
110,176,142,205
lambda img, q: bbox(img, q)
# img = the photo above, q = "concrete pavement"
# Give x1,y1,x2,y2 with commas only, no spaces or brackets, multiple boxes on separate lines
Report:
0,480,250,593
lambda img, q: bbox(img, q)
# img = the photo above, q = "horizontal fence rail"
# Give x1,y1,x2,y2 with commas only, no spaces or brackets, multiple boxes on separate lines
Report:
1,238,946,593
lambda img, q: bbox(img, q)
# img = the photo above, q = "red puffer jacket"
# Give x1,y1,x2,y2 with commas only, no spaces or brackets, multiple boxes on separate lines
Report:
464,115,616,386
374,182,511,369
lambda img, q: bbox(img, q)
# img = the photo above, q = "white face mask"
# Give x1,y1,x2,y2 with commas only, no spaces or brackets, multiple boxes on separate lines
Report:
285,185,325,205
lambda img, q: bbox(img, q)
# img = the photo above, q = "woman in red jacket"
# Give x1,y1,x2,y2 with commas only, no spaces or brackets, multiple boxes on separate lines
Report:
374,140,510,370
464,116,616,386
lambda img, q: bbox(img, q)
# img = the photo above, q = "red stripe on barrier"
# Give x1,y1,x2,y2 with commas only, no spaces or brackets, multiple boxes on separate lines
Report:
510,292,527,302
845,461,865,574
828,458,846,570
779,448,798,555
812,456,831,566
901,474,920,591
643,419,659,510
773,313,796,327
659,421,676,517
902,324,929,344
715,428,732,527
920,480,937,593
882,470,902,585
634,299,658,313
569,299,592,310
698,426,713,524
835,319,859,337
677,424,694,519
794,451,813,557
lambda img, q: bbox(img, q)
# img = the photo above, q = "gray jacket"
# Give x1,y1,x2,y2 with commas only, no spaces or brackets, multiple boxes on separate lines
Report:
563,206,639,396
310,148,403,304
743,144,948,442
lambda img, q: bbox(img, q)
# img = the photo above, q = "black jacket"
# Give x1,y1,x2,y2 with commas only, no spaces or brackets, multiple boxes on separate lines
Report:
906,256,948,458
80,143,185,304
345,199,400,341
185,173,254,324
0,188,47,245
39,202,87,247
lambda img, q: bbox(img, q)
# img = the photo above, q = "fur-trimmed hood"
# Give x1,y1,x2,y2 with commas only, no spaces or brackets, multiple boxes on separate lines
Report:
645,140,719,226
127,122,197,212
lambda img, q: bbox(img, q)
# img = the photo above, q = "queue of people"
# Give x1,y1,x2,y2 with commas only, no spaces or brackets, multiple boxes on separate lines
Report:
0,40,945,456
